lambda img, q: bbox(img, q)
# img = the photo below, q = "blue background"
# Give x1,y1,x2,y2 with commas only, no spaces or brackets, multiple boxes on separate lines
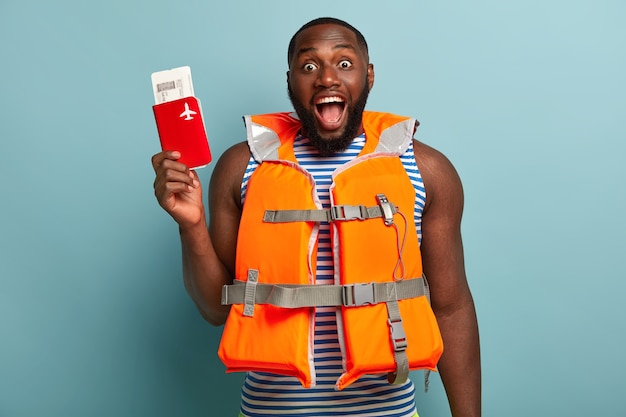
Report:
1,0,625,416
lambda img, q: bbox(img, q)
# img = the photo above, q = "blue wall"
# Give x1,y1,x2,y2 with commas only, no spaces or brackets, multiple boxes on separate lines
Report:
1,1,624,416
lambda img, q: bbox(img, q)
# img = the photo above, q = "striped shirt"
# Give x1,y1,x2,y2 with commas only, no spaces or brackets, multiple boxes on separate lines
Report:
239,133,426,417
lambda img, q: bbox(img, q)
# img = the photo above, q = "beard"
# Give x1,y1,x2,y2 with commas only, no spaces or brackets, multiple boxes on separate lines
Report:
288,79,370,156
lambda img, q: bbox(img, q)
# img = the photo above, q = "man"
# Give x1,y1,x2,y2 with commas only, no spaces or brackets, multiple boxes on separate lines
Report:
152,17,480,417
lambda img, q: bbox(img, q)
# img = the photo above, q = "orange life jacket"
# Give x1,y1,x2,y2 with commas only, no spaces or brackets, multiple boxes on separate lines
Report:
218,111,443,390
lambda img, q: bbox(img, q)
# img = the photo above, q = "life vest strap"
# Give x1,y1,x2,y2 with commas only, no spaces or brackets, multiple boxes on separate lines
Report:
385,299,410,384
263,204,397,223
242,269,259,317
221,275,427,310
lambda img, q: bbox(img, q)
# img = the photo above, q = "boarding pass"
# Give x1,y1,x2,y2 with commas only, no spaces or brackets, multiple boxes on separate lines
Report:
151,66,195,104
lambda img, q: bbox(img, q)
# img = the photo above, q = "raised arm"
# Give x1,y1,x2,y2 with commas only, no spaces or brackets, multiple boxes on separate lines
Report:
152,142,250,325
414,140,481,417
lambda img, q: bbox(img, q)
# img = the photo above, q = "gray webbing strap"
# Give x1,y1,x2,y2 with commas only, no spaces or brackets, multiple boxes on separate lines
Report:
423,275,433,392
385,296,410,385
263,204,397,223
242,269,258,317
221,276,426,309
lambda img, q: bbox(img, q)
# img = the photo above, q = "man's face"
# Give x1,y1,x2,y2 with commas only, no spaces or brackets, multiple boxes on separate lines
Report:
287,24,374,156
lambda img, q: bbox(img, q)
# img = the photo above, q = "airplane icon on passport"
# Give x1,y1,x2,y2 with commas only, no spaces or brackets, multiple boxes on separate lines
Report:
179,102,197,120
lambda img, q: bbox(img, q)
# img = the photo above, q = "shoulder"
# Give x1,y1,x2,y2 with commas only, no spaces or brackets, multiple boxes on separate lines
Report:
412,139,464,216
214,141,251,171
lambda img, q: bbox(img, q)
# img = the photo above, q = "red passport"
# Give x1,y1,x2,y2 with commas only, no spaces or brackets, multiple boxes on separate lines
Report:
152,96,212,169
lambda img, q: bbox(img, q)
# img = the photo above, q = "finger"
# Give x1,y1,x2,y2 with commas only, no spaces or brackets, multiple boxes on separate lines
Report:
153,166,195,195
157,178,195,199
164,165,195,186
154,172,198,207
154,159,192,188
151,150,183,172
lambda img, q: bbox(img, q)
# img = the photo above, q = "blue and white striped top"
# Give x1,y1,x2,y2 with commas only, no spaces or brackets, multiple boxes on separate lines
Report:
238,134,426,417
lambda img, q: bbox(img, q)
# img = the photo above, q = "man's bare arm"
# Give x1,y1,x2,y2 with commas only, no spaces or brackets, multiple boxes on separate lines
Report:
152,142,250,325
415,140,481,417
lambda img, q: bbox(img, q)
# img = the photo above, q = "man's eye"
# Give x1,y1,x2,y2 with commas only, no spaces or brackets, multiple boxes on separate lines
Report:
303,63,317,71
339,60,352,69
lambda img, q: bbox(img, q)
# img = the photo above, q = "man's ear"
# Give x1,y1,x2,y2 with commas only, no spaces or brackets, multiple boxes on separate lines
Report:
286,70,290,84
367,64,375,90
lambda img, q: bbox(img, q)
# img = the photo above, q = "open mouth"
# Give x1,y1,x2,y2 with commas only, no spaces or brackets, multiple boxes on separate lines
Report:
315,96,346,130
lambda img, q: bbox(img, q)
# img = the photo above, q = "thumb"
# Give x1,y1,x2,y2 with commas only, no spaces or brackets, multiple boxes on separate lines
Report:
189,169,201,188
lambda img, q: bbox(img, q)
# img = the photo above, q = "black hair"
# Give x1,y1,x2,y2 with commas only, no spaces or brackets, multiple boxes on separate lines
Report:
287,17,369,66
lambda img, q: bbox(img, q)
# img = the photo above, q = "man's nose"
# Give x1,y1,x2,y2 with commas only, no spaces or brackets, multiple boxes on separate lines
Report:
315,65,340,88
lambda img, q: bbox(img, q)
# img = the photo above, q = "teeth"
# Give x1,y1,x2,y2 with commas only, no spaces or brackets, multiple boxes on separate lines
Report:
317,96,344,104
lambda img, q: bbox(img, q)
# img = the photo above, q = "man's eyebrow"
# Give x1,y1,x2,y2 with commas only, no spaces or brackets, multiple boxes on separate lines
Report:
297,47,317,57
333,43,355,52
296,43,356,58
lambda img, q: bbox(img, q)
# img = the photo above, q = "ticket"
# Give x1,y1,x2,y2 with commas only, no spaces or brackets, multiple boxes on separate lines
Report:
151,66,195,104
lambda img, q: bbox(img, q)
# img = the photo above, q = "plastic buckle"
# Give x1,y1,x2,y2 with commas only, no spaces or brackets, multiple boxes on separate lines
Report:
388,318,408,351
331,205,365,221
342,283,375,306
221,284,229,306
376,194,395,226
